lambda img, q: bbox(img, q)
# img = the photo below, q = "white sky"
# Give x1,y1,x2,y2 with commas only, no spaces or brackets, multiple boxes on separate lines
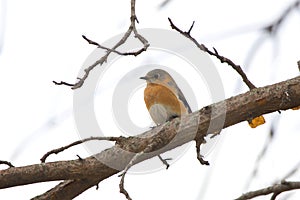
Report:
0,0,300,199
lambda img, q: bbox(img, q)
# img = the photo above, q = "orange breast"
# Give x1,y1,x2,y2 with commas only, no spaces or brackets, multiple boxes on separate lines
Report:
144,83,182,116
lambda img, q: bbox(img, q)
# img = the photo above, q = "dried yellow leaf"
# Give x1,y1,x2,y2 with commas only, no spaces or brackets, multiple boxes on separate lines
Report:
248,116,265,128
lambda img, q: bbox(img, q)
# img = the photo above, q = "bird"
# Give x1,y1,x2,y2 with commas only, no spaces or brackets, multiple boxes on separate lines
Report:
140,69,192,169
140,69,192,125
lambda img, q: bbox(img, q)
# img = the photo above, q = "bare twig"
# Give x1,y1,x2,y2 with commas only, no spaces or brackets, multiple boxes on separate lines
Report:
118,129,174,200
53,0,149,89
158,0,172,9
168,17,256,90
0,160,14,168
244,0,300,76
118,122,177,199
82,35,147,56
52,81,75,87
235,181,300,200
195,135,209,165
40,136,122,163
281,162,300,181
76,155,83,160
119,151,144,200
187,21,195,35
264,0,300,34
273,160,300,185
157,155,172,169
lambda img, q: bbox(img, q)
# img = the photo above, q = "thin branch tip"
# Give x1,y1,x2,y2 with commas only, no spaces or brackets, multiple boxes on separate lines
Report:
52,80,75,87
76,155,83,160
213,47,218,54
187,21,195,35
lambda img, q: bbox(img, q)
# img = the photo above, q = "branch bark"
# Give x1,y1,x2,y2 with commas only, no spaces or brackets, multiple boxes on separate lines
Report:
1,75,300,199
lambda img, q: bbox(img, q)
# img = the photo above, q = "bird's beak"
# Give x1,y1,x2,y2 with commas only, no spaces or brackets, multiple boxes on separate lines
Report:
140,76,148,80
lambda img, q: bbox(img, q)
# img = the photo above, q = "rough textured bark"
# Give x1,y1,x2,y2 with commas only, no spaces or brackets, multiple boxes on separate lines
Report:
1,75,300,199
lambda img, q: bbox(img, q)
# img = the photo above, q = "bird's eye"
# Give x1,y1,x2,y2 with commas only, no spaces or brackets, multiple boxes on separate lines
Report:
154,74,159,79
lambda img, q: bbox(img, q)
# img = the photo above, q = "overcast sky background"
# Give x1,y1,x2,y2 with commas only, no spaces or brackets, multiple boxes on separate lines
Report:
0,0,300,199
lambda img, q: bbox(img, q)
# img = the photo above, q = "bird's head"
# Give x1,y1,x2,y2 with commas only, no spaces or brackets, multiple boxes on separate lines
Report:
140,69,174,85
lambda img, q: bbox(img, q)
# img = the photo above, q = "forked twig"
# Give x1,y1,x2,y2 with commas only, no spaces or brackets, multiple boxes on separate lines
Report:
53,0,149,89
157,155,172,169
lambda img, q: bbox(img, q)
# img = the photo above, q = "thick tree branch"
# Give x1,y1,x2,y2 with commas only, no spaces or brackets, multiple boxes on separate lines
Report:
1,75,300,199
31,179,100,200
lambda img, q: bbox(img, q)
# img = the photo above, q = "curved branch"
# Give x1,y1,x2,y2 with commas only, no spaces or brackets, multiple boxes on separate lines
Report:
168,17,256,90
235,181,300,200
40,136,122,163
